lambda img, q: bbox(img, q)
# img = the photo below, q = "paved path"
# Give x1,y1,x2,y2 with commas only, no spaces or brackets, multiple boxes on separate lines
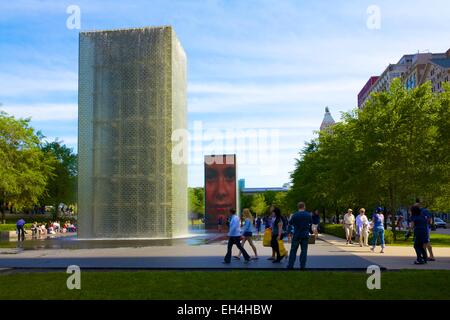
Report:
320,234,450,270
0,238,376,270
1,235,449,271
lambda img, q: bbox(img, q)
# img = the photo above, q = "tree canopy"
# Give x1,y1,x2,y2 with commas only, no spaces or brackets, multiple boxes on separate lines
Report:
287,80,450,217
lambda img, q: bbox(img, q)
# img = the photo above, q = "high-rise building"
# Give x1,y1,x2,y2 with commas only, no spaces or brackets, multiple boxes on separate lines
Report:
358,48,450,109
78,26,188,238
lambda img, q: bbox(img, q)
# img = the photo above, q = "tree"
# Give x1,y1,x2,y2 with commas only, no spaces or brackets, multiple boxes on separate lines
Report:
272,192,290,215
288,79,450,235
239,192,253,212
188,187,204,219
251,194,267,217
39,140,78,219
0,111,55,223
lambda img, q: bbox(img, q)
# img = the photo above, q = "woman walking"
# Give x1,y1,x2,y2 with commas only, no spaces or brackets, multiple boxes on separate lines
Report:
235,209,258,260
370,207,385,253
410,205,428,264
356,208,370,247
271,207,286,263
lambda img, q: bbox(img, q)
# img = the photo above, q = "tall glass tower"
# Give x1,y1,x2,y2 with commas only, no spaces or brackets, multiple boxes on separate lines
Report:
78,26,187,238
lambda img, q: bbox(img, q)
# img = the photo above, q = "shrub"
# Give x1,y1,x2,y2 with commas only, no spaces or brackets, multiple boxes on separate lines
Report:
321,223,396,244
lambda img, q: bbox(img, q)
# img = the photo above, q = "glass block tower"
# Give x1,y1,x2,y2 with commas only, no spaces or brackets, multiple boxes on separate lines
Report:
78,26,187,238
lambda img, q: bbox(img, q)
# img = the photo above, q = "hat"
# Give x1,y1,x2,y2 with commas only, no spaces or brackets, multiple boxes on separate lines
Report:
376,207,383,213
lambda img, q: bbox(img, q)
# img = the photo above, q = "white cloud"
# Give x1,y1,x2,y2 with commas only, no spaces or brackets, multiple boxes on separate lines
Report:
0,67,77,97
1,103,77,121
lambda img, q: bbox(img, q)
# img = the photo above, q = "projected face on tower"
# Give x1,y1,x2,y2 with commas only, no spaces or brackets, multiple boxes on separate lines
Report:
204,155,237,230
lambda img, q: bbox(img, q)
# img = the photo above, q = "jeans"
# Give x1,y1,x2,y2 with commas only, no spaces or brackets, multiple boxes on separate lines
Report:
372,227,385,248
414,232,428,263
17,226,25,242
287,236,309,269
224,236,250,263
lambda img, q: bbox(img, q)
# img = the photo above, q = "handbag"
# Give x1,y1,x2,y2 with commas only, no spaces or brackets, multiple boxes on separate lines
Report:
263,228,272,247
278,240,287,256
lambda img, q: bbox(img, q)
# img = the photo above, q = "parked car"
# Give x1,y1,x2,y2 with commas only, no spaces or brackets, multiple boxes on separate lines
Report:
434,217,447,229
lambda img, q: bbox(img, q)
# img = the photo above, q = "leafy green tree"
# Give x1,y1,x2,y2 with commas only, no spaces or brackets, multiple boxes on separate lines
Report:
188,187,204,219
239,192,253,213
39,140,77,219
0,111,54,223
288,80,450,237
251,194,267,217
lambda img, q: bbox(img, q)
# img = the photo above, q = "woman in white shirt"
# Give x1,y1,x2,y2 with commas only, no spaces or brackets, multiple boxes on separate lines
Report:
356,208,370,247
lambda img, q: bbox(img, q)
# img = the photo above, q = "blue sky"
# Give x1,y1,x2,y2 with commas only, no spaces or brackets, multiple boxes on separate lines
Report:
1,0,449,187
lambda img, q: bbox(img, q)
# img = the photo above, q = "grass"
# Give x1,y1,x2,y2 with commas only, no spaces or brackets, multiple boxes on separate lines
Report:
0,224,33,232
391,232,450,247
322,224,450,247
0,270,449,300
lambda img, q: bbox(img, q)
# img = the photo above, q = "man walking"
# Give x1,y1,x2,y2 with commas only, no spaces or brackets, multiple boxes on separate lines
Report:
287,202,312,270
343,209,355,245
223,208,251,264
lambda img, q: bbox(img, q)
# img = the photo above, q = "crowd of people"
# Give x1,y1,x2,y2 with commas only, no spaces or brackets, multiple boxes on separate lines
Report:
334,199,436,264
220,198,437,268
15,219,77,241
223,202,316,270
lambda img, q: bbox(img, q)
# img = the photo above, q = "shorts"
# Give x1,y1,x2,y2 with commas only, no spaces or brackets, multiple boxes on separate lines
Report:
243,232,253,237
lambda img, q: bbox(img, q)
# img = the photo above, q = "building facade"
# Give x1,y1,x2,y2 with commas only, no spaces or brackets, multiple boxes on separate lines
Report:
78,26,188,238
359,48,450,109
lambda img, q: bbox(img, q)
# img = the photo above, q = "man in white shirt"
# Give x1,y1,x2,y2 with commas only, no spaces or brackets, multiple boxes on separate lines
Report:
355,208,370,247
343,209,355,245
223,208,250,264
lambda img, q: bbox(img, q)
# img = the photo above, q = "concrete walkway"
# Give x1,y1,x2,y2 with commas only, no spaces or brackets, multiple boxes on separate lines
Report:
1,235,449,271
0,238,377,270
320,234,450,270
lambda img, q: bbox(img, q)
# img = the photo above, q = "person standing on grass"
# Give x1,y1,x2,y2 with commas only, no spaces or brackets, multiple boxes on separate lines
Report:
235,208,258,260
410,205,428,264
16,218,26,242
415,199,435,261
287,202,312,270
223,208,250,264
370,207,385,253
343,209,355,245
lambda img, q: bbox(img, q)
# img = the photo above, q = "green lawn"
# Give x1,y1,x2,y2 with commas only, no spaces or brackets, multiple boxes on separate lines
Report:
322,224,450,247
0,224,33,232
391,232,450,247
0,270,449,300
